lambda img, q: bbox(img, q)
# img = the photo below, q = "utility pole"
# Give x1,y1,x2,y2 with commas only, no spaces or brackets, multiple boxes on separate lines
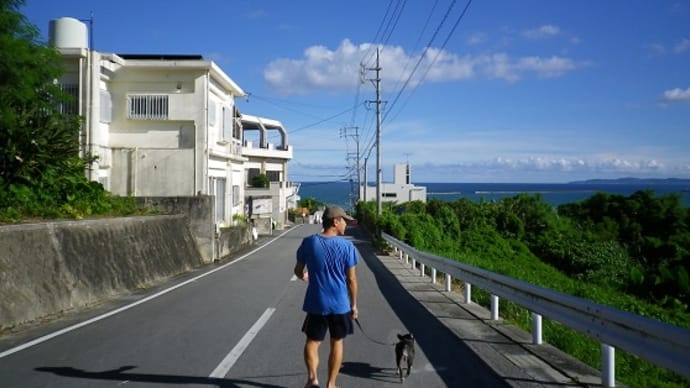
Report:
366,48,384,216
339,126,360,204
363,155,369,203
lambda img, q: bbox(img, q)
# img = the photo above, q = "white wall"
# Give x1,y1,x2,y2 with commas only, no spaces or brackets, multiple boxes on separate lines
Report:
111,148,195,196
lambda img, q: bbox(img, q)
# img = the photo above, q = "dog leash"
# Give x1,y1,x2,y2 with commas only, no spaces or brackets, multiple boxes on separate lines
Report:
354,318,396,346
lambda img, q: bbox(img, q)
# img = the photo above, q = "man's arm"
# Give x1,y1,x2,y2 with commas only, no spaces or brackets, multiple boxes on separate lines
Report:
346,266,358,319
294,261,308,282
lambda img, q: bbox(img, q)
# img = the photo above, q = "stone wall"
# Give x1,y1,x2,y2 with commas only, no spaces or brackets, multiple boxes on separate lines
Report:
0,215,202,331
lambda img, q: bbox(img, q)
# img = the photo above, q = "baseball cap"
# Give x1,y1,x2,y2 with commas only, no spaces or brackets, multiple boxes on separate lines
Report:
323,206,354,222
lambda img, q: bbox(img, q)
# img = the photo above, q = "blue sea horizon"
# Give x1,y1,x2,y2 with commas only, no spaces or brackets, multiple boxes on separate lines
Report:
297,181,690,210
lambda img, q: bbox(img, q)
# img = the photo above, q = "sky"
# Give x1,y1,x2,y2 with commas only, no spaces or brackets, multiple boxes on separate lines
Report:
22,0,690,183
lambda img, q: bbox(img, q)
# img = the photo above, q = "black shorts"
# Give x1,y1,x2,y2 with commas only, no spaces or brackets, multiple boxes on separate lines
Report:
302,313,354,341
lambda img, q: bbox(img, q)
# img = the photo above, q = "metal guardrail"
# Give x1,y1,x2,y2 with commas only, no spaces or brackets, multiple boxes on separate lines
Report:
382,232,690,387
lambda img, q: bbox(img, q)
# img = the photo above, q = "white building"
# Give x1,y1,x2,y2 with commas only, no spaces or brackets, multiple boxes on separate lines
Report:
241,114,298,230
50,17,296,229
361,164,427,204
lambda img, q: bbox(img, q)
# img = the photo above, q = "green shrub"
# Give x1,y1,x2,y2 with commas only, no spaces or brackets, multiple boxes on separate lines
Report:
372,193,690,387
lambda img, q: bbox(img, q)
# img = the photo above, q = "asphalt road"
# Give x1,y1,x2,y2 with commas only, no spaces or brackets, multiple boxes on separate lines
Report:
0,224,508,387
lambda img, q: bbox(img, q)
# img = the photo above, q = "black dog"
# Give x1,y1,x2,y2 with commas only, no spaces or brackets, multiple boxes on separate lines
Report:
395,333,415,383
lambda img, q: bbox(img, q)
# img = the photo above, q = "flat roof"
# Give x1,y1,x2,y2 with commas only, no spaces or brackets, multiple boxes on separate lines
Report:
117,54,203,60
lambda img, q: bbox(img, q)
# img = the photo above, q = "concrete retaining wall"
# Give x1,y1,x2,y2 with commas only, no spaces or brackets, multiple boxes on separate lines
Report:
136,196,215,262
0,215,203,331
136,196,254,262
217,225,253,259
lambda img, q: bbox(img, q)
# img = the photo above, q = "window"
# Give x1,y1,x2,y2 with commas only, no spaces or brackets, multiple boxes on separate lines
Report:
210,177,226,224
59,84,79,115
222,107,233,141
247,168,260,185
383,192,397,198
266,171,280,182
209,100,217,126
232,185,240,206
100,89,112,123
233,106,242,140
127,95,168,120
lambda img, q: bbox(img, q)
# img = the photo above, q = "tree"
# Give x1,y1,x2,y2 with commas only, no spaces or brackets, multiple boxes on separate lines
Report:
1,0,82,185
251,173,269,188
0,1,127,221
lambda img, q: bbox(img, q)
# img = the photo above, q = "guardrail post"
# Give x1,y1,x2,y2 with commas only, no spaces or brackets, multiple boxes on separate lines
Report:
398,250,403,261
445,273,452,292
464,283,472,304
420,263,425,277
532,313,542,345
431,268,437,284
491,295,499,320
404,253,409,265
602,344,615,387
411,258,416,269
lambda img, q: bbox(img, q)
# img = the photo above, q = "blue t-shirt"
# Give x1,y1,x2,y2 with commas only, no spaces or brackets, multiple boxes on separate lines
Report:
296,234,358,315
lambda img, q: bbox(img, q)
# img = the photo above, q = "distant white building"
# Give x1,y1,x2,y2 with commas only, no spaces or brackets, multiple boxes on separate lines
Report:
49,17,297,230
361,164,427,204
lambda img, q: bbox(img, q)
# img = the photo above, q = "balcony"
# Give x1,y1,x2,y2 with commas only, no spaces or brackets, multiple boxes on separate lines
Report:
242,141,293,160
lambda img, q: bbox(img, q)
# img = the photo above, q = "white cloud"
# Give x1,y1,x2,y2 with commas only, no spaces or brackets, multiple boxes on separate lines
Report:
522,25,560,40
481,53,584,82
264,40,365,95
290,149,690,182
409,156,681,180
466,32,487,45
674,38,690,53
246,9,269,19
264,40,586,93
662,87,690,102
646,43,666,56
515,56,580,78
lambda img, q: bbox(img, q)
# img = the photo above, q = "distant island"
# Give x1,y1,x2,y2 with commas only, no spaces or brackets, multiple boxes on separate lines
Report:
568,177,690,185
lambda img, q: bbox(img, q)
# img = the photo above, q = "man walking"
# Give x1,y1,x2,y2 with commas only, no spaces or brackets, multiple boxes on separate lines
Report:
294,206,359,388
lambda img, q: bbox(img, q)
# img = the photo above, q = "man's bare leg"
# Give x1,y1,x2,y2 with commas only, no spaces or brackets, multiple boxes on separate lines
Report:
304,338,320,387
326,338,344,388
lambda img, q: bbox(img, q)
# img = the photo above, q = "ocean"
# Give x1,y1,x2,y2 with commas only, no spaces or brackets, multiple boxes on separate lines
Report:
297,181,690,210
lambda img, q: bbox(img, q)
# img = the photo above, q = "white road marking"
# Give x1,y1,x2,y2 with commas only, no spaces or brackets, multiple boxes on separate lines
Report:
209,307,276,378
0,227,298,360
290,274,298,281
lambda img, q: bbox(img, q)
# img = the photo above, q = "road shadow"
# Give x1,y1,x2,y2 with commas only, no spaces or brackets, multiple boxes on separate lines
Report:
340,361,399,384
347,226,511,388
35,366,285,388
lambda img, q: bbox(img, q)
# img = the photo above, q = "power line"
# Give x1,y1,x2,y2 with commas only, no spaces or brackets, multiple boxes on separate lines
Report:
382,0,459,124
244,93,327,120
288,102,365,134
380,0,408,48
369,1,396,48
385,0,474,124
388,0,440,96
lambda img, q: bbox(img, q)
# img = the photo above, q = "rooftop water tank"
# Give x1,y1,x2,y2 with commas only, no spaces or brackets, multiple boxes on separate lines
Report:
49,17,88,49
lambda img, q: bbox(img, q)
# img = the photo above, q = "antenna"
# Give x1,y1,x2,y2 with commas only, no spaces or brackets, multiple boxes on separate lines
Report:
403,152,412,165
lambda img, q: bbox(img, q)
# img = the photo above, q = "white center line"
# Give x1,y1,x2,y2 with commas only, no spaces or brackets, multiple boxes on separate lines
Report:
209,307,276,378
